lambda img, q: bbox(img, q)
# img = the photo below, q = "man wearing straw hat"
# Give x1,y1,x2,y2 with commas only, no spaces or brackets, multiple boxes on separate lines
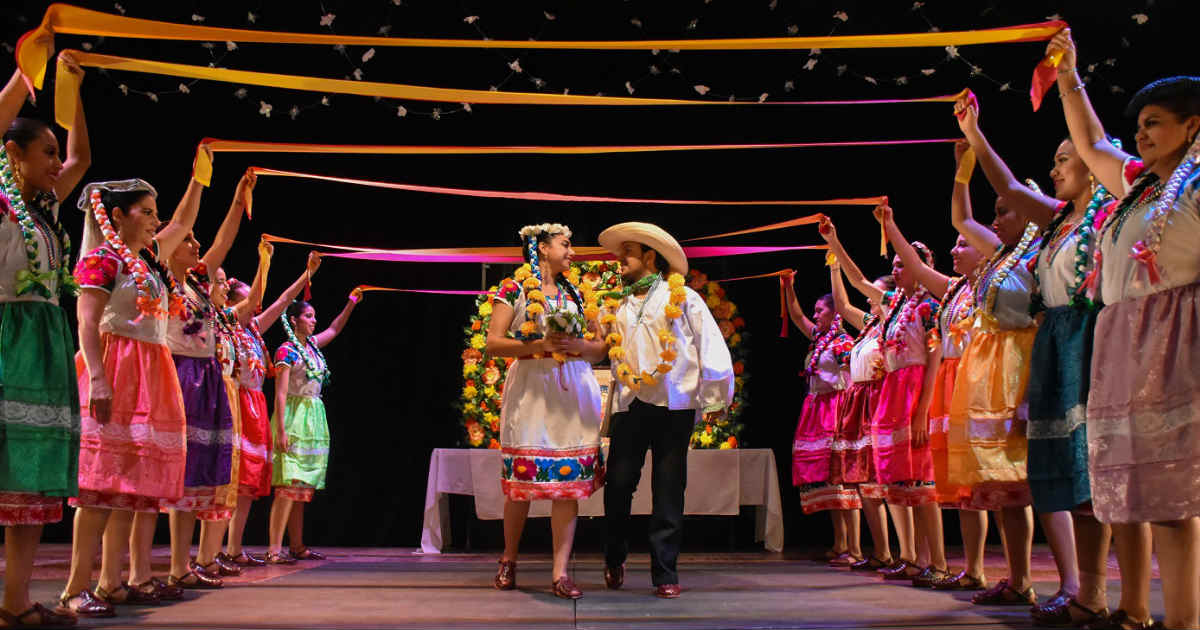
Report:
596,222,734,599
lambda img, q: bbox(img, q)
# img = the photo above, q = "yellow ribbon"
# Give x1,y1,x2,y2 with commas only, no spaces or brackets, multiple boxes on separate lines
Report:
18,5,1067,89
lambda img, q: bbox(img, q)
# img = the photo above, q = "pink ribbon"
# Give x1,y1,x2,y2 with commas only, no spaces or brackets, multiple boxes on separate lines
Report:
1130,241,1161,285
326,244,827,264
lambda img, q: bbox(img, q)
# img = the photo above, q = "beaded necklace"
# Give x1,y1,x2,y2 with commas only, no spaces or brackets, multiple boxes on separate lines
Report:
804,314,844,377
0,150,76,298
974,222,1040,316
937,276,974,333
1125,136,1200,284
1038,185,1111,307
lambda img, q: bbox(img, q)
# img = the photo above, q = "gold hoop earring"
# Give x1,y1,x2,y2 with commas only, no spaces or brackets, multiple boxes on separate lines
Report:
10,161,24,190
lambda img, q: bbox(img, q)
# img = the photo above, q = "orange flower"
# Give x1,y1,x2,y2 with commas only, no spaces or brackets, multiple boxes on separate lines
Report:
733,316,746,329
718,320,735,339
483,366,501,385
733,361,744,375
727,436,738,448
462,348,482,362
488,438,501,449
713,302,734,320
471,320,482,331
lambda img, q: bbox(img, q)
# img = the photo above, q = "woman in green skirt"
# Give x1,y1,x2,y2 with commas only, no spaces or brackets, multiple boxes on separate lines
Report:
265,292,363,563
0,56,91,626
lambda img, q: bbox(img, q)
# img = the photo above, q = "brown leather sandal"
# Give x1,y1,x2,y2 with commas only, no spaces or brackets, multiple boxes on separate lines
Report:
0,603,78,627
880,559,922,580
931,569,988,591
142,578,184,602
1080,609,1154,630
96,582,161,606
849,555,891,571
551,576,583,599
828,552,864,567
57,590,115,618
911,566,951,588
264,550,297,565
288,547,326,560
494,559,517,590
971,579,1036,606
1031,597,1108,627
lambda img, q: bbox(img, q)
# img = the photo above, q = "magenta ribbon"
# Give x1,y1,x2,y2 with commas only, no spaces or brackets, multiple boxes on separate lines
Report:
1130,240,1162,285
328,244,827,264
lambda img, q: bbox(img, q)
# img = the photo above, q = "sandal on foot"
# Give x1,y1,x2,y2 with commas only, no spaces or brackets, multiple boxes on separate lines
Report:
494,559,517,590
880,559,922,580
828,552,864,567
931,569,988,591
849,556,891,571
204,558,242,577
168,562,223,590
96,582,161,606
552,576,583,600
1032,597,1109,628
1081,610,1154,630
0,603,78,627
288,547,326,561
142,578,184,602
263,551,297,565
224,551,266,567
911,566,951,588
972,579,1036,606
57,591,115,618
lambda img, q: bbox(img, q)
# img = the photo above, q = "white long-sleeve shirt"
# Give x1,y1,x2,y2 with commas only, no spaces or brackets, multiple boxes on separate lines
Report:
607,281,735,413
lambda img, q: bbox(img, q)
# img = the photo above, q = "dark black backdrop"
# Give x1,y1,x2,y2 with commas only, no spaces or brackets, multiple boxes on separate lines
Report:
3,0,1190,550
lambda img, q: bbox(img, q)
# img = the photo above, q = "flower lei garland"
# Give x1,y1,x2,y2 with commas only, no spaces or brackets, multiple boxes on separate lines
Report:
461,260,621,448
975,221,1041,316
881,241,935,355
280,305,331,385
0,150,77,299
600,272,687,392
88,189,185,319
804,314,844,377
500,223,587,363
236,318,272,380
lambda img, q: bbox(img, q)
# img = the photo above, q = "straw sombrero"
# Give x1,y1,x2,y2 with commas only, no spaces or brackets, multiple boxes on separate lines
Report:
598,222,688,276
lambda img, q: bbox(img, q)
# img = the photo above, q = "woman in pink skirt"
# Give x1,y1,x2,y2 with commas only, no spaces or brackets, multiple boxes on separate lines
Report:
783,281,855,562
1052,27,1200,630
821,217,947,586
829,265,896,571
64,170,209,615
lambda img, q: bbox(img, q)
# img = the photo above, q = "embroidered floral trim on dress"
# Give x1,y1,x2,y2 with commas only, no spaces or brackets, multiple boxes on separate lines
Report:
0,399,79,429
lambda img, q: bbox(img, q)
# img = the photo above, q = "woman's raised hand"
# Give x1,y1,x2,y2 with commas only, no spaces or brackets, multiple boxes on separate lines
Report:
872,203,893,225
1046,27,1077,73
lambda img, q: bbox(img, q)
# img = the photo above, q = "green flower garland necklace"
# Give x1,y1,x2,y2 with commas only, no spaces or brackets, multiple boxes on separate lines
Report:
0,149,78,298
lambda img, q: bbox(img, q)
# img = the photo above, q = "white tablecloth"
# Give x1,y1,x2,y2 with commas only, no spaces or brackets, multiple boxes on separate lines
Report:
419,447,784,553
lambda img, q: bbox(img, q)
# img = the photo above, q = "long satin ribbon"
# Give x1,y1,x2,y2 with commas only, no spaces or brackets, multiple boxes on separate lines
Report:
355,284,488,296
249,167,878,214
50,49,974,132
190,138,958,188
19,5,1065,89
708,269,795,339
260,233,827,263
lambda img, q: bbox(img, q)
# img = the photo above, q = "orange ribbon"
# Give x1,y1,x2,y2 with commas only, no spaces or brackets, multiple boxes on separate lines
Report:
18,4,1066,89
250,167,884,212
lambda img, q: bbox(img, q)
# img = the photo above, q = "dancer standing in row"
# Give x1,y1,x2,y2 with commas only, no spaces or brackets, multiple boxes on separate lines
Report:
828,266,896,571
598,222,734,599
820,219,947,585
267,290,364,563
0,55,89,627
783,284,858,564
487,223,607,599
220,250,323,567
161,171,257,589
1052,27,1200,630
66,167,208,614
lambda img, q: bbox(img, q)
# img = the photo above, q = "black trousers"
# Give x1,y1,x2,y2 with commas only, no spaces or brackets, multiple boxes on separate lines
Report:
603,398,696,586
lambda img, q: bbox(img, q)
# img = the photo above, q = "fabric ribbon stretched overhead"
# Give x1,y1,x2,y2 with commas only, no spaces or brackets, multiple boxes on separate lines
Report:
260,233,827,264
189,138,958,187
355,285,488,296
18,4,1065,89
49,49,975,132
245,166,879,219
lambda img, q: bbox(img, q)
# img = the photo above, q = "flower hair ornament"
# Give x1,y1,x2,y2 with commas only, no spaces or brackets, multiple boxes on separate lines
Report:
78,179,186,320
512,223,575,340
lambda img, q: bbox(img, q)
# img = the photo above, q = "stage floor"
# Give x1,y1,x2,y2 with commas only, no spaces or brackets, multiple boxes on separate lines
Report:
11,545,1162,629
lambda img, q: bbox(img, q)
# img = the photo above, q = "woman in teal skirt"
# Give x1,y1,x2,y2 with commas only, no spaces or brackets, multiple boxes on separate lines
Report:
0,57,91,626
265,292,362,563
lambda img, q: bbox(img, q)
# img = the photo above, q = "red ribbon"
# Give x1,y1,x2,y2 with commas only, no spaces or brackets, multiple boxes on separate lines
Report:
779,275,789,338
1130,241,1161,285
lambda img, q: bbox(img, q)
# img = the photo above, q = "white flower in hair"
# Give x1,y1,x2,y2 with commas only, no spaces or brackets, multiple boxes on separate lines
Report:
518,223,572,240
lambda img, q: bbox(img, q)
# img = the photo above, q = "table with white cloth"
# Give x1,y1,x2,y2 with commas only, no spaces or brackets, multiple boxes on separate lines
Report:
419,447,784,553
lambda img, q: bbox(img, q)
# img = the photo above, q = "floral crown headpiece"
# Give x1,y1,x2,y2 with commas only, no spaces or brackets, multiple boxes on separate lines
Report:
518,223,572,282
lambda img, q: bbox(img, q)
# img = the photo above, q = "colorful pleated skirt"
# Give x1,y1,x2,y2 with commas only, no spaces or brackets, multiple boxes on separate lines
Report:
72,334,185,513
873,365,935,506
236,387,272,498
161,355,234,513
0,301,79,524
